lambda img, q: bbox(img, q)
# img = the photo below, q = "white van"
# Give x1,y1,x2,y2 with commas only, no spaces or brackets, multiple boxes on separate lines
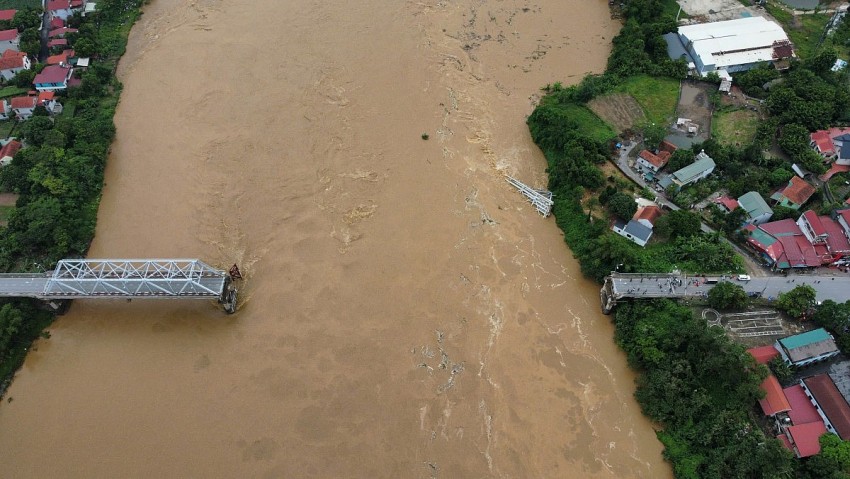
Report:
737,274,751,281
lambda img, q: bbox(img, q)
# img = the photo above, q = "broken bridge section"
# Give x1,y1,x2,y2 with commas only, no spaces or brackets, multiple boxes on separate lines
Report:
0,259,240,313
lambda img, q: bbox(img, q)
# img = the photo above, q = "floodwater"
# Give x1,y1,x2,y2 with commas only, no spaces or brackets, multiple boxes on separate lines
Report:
0,0,670,477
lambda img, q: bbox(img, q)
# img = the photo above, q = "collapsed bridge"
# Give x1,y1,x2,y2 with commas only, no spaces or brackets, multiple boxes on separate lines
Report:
0,259,240,313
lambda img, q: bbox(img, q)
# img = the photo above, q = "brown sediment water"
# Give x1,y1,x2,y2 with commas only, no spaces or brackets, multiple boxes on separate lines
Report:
0,0,671,477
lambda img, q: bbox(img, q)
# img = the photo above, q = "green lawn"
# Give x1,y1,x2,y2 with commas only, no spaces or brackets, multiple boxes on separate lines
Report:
0,86,26,99
615,75,680,125
0,119,15,138
712,108,759,146
561,103,617,143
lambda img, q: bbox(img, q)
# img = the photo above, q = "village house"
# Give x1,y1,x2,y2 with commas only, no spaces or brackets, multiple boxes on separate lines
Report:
747,346,829,458
48,27,78,39
658,150,715,191
10,95,36,120
612,204,663,247
771,176,816,210
801,374,850,441
0,28,19,55
10,91,63,120
0,9,16,22
33,65,72,91
636,149,670,173
49,17,64,30
0,139,21,167
738,191,774,225
810,127,850,166
776,329,840,368
714,191,774,226
47,0,74,21
47,49,74,66
0,99,9,120
0,49,29,81
781,384,828,458
47,38,68,51
745,209,850,269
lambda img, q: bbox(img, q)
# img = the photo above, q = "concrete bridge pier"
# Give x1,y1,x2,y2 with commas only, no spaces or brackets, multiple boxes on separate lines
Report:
600,276,617,315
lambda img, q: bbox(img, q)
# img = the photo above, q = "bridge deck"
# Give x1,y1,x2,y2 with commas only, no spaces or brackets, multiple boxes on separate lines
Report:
0,259,229,300
607,272,850,304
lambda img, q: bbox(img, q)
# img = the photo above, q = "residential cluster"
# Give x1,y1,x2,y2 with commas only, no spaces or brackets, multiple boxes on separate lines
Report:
0,1,96,163
748,328,850,458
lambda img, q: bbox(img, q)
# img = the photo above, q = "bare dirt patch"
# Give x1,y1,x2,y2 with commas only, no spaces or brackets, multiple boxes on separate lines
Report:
0,193,18,206
587,93,646,133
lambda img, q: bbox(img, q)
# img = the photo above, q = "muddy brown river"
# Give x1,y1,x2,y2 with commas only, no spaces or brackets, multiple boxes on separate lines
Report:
0,0,671,476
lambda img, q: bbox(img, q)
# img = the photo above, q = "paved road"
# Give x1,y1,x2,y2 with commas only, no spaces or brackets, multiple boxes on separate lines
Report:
610,273,850,303
0,273,227,298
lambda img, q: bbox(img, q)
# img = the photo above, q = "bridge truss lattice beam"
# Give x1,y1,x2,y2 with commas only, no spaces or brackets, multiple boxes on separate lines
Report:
42,259,228,298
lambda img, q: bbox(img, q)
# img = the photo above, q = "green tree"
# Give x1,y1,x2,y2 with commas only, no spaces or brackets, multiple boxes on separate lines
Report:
641,121,666,149
606,191,637,220
654,209,701,239
776,284,817,319
708,281,749,310
768,356,793,384
0,303,23,359
20,117,55,147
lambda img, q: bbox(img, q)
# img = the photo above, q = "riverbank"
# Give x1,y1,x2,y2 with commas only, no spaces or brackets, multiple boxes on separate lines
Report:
0,0,671,477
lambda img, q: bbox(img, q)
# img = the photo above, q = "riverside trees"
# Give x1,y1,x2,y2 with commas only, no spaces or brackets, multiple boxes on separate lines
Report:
0,1,145,389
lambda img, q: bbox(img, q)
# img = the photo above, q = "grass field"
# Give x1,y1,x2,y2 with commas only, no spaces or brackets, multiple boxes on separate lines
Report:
615,75,680,125
712,108,759,146
765,2,837,60
0,86,26,99
562,103,617,143
0,0,40,8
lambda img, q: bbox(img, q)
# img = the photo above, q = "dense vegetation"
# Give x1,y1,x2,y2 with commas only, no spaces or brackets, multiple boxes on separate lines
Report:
614,300,793,478
0,0,145,394
527,0,742,280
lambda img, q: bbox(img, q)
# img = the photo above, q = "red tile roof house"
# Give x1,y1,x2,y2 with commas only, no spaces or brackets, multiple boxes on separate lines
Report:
771,176,816,210
633,205,662,229
636,149,671,173
47,49,73,66
0,49,29,81
48,27,78,38
713,195,739,213
801,374,850,440
49,17,64,30
0,10,16,22
9,95,37,120
47,0,74,21
0,28,19,55
747,345,780,365
773,384,829,458
47,38,68,50
0,139,21,167
33,64,72,91
759,374,792,417
811,130,837,160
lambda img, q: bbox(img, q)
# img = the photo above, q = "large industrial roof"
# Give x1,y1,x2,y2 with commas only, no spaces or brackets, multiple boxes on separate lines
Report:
679,17,790,69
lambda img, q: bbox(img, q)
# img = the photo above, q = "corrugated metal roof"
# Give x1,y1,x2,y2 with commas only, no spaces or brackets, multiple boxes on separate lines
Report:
673,152,715,183
780,328,831,350
679,17,791,69
738,191,772,219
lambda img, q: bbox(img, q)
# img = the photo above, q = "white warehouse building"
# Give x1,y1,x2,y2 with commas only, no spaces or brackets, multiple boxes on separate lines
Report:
677,17,794,76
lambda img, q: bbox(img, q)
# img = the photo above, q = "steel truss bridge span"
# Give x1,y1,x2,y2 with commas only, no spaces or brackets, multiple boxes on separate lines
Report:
0,259,239,313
